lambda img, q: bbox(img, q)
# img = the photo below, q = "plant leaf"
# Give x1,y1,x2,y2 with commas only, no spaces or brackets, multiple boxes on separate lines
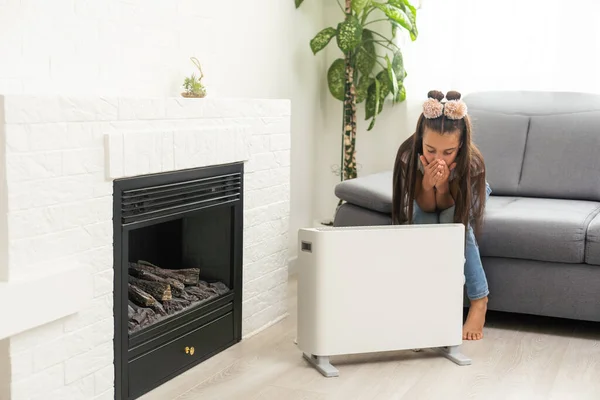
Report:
356,29,376,76
295,0,304,8
310,27,337,55
401,0,418,40
392,50,406,80
403,0,418,16
373,3,412,35
395,84,407,103
368,116,376,131
386,54,399,97
365,78,379,120
356,75,373,104
374,78,381,119
365,77,386,120
367,79,381,131
327,58,346,101
352,0,371,14
336,15,363,53
389,0,418,40
376,70,391,103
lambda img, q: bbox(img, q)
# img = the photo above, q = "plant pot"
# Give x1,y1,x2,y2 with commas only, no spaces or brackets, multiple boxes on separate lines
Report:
181,92,206,98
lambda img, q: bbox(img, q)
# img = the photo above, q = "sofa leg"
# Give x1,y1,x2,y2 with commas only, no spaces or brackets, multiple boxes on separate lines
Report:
303,353,339,377
438,345,472,366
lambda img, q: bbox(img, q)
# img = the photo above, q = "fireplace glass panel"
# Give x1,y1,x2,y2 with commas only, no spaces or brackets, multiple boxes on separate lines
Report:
127,206,234,334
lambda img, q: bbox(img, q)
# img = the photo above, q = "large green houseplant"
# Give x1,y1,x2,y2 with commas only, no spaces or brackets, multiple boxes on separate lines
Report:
296,0,418,181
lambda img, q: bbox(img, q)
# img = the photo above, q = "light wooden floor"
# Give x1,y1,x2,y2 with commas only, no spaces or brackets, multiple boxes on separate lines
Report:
141,276,600,400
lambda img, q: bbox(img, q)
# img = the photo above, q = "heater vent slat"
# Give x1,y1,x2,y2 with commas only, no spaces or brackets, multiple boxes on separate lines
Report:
121,172,241,224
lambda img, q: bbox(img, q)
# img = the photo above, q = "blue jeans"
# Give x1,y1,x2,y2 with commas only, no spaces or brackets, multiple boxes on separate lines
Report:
412,182,492,300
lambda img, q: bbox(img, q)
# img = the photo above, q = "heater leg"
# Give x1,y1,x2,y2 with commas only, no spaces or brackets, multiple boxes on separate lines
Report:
303,353,339,377
438,345,472,366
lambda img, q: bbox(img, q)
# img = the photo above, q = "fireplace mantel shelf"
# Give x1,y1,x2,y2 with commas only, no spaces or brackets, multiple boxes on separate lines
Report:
0,267,91,340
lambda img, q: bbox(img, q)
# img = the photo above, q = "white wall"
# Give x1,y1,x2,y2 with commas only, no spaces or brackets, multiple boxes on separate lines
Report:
312,0,600,222
0,0,326,264
3,0,599,253
448,0,600,94
0,338,8,399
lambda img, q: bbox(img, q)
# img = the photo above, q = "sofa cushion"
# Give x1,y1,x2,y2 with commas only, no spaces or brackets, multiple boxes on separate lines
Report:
333,203,392,227
464,91,600,202
480,197,600,264
517,111,600,202
469,109,530,196
585,213,600,265
334,171,392,214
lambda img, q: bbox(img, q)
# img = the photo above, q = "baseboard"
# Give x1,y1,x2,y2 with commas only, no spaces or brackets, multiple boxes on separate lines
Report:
242,312,289,340
288,256,298,277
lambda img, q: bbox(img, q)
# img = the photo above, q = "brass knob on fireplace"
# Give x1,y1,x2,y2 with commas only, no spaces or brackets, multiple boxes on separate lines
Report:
185,346,195,355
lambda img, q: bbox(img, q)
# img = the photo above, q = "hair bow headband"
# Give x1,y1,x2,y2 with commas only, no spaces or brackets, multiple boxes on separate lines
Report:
422,97,468,120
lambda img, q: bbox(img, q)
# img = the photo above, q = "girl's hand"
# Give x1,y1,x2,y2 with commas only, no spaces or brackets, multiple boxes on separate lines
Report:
435,160,457,193
420,155,443,191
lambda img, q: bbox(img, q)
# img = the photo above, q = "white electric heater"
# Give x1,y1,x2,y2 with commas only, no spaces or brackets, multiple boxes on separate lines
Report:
296,224,471,377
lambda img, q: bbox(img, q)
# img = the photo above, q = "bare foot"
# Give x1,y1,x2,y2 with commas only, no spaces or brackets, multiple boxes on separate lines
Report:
463,297,488,340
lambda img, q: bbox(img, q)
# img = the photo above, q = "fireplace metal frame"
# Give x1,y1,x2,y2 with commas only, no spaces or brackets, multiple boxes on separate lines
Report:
113,162,244,400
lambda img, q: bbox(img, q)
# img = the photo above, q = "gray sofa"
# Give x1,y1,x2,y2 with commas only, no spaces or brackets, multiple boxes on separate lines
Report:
333,91,600,322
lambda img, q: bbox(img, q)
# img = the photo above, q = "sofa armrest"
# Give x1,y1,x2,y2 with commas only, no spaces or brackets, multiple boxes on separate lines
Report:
334,171,393,214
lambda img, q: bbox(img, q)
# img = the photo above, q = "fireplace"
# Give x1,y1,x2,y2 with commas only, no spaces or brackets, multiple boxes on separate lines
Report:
113,162,244,399
1,95,290,400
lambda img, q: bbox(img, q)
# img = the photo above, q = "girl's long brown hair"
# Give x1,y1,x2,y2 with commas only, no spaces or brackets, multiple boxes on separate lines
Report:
391,90,487,238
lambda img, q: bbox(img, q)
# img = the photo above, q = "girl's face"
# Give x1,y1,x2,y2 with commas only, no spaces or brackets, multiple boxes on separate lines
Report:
422,127,461,166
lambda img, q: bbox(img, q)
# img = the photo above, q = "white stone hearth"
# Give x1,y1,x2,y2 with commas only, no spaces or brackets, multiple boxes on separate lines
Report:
0,95,291,400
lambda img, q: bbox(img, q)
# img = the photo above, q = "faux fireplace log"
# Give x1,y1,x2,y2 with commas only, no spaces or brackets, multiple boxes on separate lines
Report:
129,276,172,301
128,283,156,307
128,266,186,291
162,298,191,314
128,284,169,317
136,260,201,286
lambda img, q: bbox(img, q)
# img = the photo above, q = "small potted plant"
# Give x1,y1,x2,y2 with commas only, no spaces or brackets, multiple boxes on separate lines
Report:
181,57,207,98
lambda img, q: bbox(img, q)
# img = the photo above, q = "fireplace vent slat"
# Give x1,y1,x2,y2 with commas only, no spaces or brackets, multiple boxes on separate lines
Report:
122,174,241,199
122,182,241,209
121,172,242,225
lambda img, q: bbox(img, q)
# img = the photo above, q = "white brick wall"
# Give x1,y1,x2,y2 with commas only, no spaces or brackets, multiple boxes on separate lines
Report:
0,0,324,293
0,95,291,399
0,95,8,282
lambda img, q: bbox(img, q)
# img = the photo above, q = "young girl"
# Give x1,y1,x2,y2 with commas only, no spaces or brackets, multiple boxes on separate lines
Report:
392,90,491,341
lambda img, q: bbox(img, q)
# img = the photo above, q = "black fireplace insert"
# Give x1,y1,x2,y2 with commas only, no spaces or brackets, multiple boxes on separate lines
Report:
113,162,244,400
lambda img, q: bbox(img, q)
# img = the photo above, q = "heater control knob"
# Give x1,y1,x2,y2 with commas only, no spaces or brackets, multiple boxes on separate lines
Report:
185,346,195,355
